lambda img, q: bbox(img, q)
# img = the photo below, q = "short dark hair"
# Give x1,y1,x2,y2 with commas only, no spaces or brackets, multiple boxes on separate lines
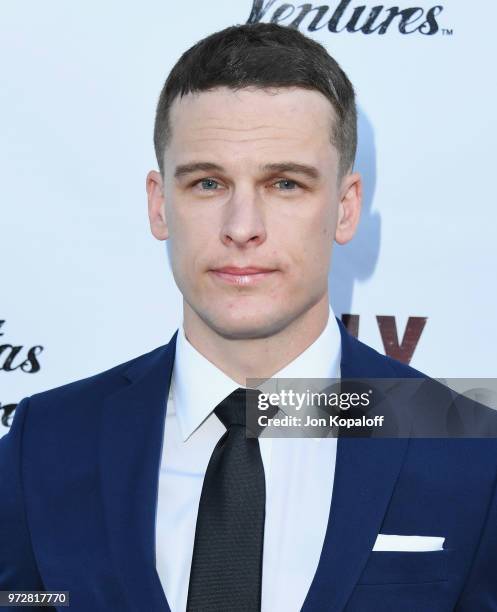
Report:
153,22,357,180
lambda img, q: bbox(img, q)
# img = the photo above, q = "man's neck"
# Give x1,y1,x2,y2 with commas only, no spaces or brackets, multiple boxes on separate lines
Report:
182,297,330,386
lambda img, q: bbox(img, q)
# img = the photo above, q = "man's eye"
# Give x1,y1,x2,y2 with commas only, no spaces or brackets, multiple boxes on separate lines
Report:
194,178,219,190
274,179,299,190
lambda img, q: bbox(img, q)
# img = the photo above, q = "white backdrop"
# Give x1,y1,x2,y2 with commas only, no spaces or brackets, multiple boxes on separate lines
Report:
1,1,496,435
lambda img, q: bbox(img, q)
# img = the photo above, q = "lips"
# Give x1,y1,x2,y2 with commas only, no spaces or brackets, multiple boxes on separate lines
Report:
209,266,277,286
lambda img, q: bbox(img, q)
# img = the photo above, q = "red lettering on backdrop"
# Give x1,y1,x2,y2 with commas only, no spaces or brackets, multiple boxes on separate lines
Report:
341,314,427,364
376,315,427,364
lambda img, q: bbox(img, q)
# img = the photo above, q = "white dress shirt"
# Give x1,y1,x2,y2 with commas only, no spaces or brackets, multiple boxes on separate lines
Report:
155,306,341,612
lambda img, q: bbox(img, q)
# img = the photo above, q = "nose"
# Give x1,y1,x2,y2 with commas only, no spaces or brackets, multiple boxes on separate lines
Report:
220,186,267,247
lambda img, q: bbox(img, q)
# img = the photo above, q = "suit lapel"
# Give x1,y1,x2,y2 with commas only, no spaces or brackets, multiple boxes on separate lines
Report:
99,331,178,612
301,320,409,611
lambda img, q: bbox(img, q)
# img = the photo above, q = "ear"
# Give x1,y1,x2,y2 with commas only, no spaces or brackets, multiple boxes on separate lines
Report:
146,170,169,240
335,171,362,245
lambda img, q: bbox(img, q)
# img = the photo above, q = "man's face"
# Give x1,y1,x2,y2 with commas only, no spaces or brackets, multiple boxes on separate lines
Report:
148,86,361,340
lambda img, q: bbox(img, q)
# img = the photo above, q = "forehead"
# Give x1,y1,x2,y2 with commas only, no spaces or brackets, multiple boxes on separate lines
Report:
164,86,337,172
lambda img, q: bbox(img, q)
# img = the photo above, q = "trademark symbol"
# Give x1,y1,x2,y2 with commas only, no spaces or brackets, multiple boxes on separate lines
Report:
441,28,453,36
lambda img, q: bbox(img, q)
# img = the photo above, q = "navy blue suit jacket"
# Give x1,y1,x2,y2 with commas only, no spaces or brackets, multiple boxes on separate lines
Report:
1,319,497,611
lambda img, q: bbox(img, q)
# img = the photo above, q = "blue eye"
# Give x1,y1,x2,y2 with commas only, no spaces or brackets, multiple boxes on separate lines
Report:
275,179,299,190
198,178,219,190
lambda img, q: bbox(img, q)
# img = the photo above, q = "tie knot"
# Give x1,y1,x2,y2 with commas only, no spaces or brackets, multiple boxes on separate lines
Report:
214,388,262,429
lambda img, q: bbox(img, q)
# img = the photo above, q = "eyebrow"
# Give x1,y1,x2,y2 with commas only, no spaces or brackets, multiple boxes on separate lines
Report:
173,161,321,181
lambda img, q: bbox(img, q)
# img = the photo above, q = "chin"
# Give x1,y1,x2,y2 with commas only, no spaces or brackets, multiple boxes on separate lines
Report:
206,308,287,340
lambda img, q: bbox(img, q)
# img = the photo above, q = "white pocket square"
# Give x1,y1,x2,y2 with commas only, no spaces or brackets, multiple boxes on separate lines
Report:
372,534,445,552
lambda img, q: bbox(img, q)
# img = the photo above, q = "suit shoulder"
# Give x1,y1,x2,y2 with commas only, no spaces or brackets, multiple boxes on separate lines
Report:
29,343,169,407
382,351,426,379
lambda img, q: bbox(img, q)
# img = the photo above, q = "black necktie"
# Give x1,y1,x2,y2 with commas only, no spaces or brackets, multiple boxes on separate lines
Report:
186,388,266,612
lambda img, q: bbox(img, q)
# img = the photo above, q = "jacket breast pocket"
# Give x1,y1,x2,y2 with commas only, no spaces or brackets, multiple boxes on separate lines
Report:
357,549,451,585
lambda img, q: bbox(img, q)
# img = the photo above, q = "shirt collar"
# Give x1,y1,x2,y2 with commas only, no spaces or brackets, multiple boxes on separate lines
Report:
172,305,341,442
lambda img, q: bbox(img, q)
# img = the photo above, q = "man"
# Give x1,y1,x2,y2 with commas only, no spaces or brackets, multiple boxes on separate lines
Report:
1,22,496,612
